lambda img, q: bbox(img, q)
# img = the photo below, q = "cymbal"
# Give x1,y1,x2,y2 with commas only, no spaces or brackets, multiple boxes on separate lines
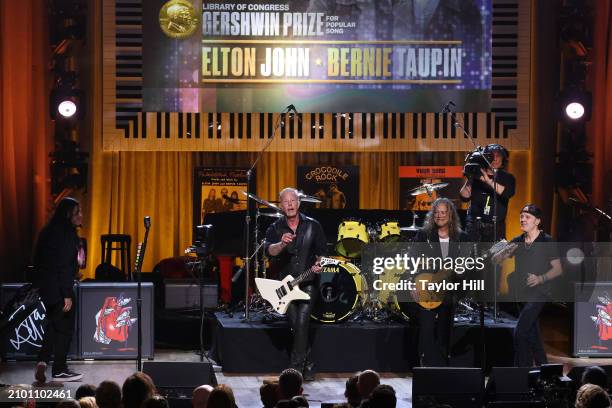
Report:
297,192,323,203
400,226,422,231
409,182,449,196
260,212,284,218
241,191,282,212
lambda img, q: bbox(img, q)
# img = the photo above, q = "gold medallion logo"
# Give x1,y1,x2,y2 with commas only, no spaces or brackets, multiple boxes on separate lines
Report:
159,0,199,39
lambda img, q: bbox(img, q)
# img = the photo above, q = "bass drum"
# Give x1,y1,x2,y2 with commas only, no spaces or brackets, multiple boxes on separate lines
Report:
311,262,367,323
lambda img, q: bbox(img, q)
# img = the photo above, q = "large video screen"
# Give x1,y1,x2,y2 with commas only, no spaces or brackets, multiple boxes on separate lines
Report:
143,0,492,112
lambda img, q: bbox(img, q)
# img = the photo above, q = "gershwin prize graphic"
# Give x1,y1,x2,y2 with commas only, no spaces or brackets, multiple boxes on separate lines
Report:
143,0,492,112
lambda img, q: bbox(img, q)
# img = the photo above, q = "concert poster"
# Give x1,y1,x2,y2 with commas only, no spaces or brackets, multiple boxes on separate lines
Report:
194,167,250,225
398,166,466,211
297,165,359,209
79,283,154,359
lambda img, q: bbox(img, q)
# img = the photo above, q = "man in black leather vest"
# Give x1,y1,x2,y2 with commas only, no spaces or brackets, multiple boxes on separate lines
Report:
265,188,327,381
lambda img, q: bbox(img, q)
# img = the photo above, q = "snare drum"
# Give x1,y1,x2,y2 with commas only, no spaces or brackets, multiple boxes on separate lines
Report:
311,262,367,323
336,220,369,258
376,220,401,242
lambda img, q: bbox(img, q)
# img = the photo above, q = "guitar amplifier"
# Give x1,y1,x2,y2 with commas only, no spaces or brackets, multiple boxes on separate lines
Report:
164,280,218,309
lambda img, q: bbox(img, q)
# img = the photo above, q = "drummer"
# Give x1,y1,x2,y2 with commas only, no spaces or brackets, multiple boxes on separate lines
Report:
264,187,327,381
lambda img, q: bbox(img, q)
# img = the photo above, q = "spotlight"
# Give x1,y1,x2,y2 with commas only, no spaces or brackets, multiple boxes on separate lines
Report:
50,88,85,120
560,89,591,123
58,100,77,118
565,102,585,120
566,247,585,265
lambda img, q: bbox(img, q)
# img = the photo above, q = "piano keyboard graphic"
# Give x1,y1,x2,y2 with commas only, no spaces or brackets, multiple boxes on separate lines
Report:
107,111,519,152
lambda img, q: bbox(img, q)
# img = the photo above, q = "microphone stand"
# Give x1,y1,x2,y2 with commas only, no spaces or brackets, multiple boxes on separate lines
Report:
243,106,292,321
445,104,497,372
136,216,151,372
446,105,499,318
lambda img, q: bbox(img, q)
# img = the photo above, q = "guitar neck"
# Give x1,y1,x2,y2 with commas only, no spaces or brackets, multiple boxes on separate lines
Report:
293,265,315,286
134,227,150,275
292,256,341,286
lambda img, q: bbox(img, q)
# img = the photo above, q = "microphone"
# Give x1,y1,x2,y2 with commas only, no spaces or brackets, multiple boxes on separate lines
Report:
144,216,151,229
442,101,456,113
286,104,302,123
222,194,240,204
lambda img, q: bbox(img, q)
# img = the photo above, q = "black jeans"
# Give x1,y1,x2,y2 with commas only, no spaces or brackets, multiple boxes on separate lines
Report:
514,302,547,367
417,302,454,366
286,284,316,372
38,300,75,374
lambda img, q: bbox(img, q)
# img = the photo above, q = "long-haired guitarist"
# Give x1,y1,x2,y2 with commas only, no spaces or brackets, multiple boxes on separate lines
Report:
412,197,469,366
264,187,327,381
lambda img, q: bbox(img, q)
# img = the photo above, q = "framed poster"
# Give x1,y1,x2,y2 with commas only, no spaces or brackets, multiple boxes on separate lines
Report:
79,283,154,359
193,167,250,226
297,165,359,209
399,166,467,211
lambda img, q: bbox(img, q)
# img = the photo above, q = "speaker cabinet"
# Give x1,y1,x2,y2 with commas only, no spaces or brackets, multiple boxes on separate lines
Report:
485,367,532,402
142,361,217,399
413,367,483,408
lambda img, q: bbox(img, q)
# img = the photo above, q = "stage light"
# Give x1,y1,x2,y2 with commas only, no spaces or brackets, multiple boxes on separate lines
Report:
58,100,77,118
566,247,585,265
50,87,85,120
565,102,585,120
560,90,591,123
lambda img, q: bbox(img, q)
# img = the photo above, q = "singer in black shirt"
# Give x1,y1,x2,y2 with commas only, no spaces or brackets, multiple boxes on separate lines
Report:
265,187,327,381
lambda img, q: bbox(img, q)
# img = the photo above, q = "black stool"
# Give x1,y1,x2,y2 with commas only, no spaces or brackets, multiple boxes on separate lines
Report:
100,234,132,281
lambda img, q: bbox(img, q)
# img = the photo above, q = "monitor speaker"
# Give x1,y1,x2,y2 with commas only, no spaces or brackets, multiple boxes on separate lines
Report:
143,361,217,397
412,367,483,408
485,367,532,402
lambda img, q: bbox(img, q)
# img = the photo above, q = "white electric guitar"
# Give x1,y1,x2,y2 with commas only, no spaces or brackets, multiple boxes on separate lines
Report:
256,256,344,314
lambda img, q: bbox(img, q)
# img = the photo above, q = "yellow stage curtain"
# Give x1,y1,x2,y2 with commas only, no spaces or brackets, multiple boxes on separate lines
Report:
82,150,405,277
0,1,53,281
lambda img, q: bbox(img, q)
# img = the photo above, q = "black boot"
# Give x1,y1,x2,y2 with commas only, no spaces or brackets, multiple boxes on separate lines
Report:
303,360,315,382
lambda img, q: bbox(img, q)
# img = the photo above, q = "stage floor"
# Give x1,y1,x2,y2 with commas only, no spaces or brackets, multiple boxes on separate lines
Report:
211,311,519,372
0,306,604,408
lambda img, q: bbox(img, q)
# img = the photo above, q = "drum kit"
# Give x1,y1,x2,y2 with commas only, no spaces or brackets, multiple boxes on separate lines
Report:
242,181,452,324
324,217,416,323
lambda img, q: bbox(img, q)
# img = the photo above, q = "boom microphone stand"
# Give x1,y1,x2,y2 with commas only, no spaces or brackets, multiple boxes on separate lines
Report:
444,102,500,317
444,102,497,372
243,105,299,321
